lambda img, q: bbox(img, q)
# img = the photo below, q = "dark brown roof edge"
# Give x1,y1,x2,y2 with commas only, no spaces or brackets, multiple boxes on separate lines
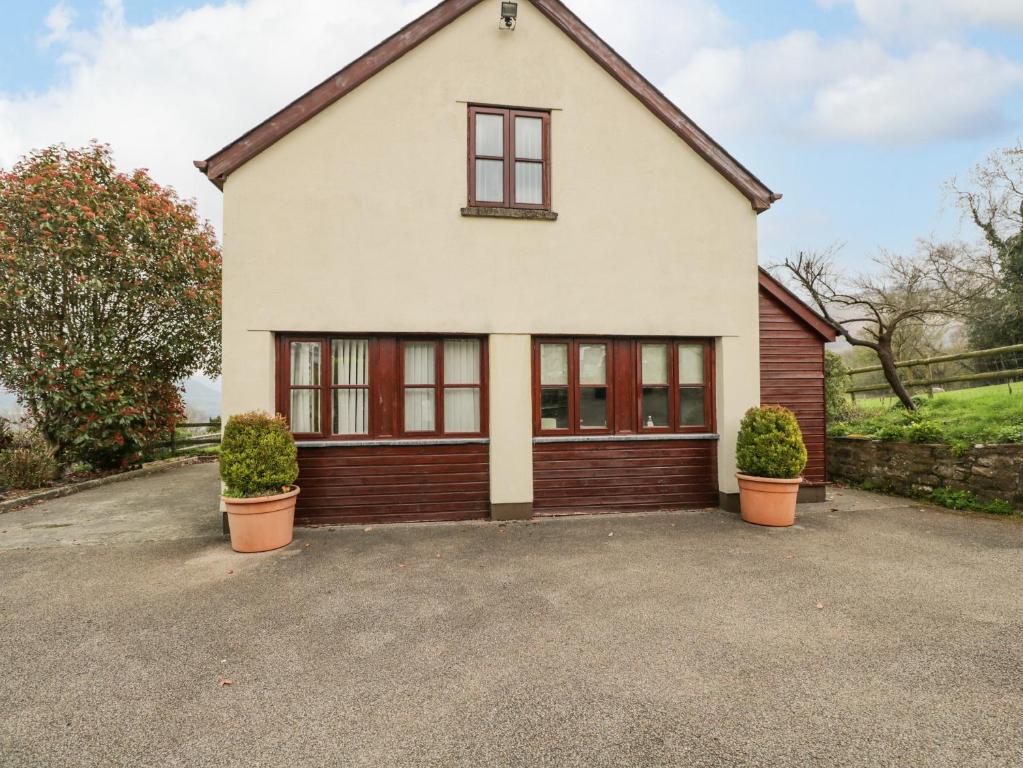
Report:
198,0,484,186
758,267,838,341
529,0,777,212
195,0,779,212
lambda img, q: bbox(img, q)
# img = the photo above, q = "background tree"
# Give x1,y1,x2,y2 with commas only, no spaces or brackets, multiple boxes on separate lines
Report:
779,246,986,411
949,143,1023,350
823,351,851,422
0,143,221,467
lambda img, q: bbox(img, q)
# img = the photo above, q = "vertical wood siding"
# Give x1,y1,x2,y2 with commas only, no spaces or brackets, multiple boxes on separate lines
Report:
758,290,828,484
295,443,489,525
532,439,719,515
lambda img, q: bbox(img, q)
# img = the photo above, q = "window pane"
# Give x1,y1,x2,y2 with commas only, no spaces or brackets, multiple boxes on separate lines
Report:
290,389,320,433
540,344,568,385
515,162,543,205
444,388,480,433
290,342,320,386
332,339,368,386
641,344,668,385
641,388,669,428
515,117,543,160
404,342,436,385
476,159,504,203
680,388,705,427
540,388,569,430
579,387,608,430
679,344,705,385
476,113,504,156
404,389,436,432
579,344,606,385
333,389,368,435
444,339,480,385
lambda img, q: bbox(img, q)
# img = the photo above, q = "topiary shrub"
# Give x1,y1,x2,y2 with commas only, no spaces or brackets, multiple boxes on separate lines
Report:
736,405,808,479
219,412,299,498
0,431,59,489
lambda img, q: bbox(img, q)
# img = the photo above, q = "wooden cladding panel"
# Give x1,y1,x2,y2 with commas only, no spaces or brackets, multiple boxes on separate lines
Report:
533,440,718,515
295,443,489,525
759,290,828,484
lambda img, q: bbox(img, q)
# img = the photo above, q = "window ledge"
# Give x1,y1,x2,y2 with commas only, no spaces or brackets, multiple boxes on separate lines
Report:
461,206,558,221
533,433,719,444
296,438,489,448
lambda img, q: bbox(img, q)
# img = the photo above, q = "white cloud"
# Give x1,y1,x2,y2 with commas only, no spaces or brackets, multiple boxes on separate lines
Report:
40,2,75,48
812,42,1023,142
818,0,1023,33
0,0,728,236
567,0,731,80
2,0,1022,240
664,32,1023,144
1,0,440,234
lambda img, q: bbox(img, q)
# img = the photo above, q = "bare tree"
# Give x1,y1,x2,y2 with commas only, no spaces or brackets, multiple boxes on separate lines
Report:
948,142,1023,348
777,247,988,410
950,142,1023,249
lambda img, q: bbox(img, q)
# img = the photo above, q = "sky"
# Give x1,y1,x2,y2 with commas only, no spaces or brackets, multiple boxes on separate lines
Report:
1,0,1022,273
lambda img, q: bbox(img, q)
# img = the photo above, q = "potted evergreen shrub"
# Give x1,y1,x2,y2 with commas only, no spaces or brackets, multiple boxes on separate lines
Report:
220,412,300,553
735,405,808,527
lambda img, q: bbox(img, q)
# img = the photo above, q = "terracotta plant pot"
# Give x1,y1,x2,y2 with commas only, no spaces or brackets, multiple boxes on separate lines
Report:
222,486,299,553
737,474,801,527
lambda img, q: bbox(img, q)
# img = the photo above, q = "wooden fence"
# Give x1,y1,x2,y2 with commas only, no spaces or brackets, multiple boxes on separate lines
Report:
846,343,1023,398
149,421,222,455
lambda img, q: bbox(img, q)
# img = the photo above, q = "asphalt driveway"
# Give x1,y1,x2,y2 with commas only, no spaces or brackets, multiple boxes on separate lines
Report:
1,462,1021,767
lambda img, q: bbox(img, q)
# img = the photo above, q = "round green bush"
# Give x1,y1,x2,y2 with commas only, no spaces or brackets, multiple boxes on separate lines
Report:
220,412,299,498
904,420,943,444
827,421,852,438
736,405,808,479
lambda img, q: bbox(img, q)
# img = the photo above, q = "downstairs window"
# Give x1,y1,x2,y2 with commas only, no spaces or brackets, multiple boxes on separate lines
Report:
533,337,714,436
277,335,487,440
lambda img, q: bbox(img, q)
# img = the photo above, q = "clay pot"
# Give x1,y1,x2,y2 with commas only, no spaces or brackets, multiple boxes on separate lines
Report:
736,474,801,527
222,486,299,553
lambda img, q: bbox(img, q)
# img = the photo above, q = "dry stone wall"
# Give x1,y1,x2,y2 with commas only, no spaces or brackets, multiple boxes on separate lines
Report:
828,437,1023,508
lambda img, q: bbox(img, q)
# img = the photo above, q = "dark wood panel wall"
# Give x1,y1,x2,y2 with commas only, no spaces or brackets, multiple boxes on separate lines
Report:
758,290,828,484
295,443,489,525
533,439,719,515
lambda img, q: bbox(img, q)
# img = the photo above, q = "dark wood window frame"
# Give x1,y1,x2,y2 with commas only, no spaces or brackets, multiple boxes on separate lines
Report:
533,338,615,437
532,337,715,437
276,334,488,441
282,336,329,441
468,105,551,210
636,339,715,435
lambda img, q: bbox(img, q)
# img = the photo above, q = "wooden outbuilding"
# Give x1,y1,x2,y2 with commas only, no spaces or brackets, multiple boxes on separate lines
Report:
758,268,839,501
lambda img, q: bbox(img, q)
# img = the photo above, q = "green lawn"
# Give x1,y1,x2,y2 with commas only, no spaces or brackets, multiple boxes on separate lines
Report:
834,383,1023,446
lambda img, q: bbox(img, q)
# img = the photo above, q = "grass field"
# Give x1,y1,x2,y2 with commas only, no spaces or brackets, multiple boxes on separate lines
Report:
834,383,1023,445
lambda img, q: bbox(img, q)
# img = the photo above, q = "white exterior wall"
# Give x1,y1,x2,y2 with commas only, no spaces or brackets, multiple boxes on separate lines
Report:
221,0,763,505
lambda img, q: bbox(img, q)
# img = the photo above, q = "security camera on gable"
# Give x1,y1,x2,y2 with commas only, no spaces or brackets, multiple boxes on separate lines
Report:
500,2,518,30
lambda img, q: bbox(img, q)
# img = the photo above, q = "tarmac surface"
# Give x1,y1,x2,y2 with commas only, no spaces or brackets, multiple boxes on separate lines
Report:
1,461,1021,767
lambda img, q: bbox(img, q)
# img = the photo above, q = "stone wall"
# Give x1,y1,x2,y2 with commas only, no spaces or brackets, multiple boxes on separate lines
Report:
828,438,1023,508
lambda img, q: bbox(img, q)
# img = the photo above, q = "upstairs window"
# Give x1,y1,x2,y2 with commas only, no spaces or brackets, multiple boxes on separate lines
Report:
469,106,550,210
